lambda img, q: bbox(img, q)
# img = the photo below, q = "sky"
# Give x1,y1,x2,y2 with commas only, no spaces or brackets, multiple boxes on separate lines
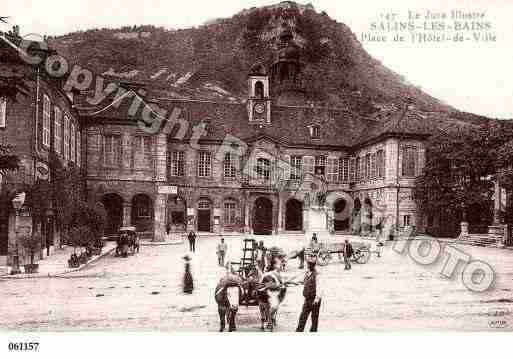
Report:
2,0,512,119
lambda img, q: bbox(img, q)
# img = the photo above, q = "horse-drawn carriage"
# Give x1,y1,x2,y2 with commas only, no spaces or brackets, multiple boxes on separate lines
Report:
115,226,140,257
310,240,371,266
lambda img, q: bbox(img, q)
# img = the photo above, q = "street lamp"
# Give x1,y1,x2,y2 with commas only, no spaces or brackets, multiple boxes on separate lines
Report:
10,192,25,275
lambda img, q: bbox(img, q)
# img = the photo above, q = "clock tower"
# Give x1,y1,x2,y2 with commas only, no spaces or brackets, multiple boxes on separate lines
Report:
247,62,271,123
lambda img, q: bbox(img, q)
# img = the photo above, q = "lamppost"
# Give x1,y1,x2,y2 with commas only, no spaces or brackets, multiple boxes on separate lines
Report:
10,192,25,275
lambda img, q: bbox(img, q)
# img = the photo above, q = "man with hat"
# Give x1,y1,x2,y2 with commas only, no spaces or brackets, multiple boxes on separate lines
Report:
295,254,324,332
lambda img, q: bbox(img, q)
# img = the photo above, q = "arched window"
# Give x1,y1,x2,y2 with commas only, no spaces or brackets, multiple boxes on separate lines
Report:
254,81,264,98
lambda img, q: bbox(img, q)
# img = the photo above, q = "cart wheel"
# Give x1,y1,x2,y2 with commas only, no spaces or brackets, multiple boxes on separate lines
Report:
317,251,331,266
356,248,371,264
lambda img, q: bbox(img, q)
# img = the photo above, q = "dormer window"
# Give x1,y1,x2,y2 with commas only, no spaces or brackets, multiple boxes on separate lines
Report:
309,124,321,139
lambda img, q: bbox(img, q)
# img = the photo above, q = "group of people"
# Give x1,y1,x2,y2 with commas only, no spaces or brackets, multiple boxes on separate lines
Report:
182,232,359,331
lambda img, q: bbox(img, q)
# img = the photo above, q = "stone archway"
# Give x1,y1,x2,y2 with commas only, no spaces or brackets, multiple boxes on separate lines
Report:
333,198,350,232
285,198,303,231
101,193,124,235
253,197,273,235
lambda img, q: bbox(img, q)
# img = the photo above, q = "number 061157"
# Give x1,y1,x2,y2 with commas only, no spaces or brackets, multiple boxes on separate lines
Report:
8,342,39,351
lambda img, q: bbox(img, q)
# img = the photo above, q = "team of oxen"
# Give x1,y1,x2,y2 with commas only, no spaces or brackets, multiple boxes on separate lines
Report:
214,254,300,332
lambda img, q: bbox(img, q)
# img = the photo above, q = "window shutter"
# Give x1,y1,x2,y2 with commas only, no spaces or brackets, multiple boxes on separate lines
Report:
283,155,291,180
327,157,338,183
303,156,314,177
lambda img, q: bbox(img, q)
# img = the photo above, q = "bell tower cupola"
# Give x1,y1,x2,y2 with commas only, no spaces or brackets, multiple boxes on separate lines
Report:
247,62,271,123
270,25,306,106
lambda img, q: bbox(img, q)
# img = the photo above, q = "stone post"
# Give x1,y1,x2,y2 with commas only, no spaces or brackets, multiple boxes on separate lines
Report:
459,221,469,240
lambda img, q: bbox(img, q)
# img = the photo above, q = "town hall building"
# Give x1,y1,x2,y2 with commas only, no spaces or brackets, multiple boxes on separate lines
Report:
78,27,428,241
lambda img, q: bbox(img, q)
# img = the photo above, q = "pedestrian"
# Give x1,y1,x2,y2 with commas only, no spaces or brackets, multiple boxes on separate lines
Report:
187,230,196,252
182,254,194,294
296,257,323,332
217,237,227,266
257,240,267,271
343,239,354,270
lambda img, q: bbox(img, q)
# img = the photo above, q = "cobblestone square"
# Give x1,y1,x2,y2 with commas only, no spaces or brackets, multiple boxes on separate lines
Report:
1,236,512,332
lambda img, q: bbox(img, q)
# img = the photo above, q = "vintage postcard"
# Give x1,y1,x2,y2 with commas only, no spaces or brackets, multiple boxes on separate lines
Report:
0,0,512,355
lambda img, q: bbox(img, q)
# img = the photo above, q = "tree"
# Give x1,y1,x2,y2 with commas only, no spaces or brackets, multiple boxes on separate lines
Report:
415,124,498,236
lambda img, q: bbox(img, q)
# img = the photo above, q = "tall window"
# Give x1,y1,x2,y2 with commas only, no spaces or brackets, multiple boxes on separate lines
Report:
402,146,417,177
63,115,70,160
370,153,376,179
377,150,385,178
0,96,6,128
223,153,237,178
364,154,371,181
327,158,339,183
315,155,326,176
290,156,302,180
171,151,185,177
134,136,152,168
224,201,237,225
355,157,361,182
197,151,212,177
42,95,51,147
76,131,81,166
104,135,121,167
339,157,350,183
256,158,271,180
349,158,356,183
54,107,62,154
70,123,76,162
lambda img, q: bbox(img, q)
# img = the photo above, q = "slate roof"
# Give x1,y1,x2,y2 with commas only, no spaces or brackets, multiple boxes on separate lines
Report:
78,89,433,149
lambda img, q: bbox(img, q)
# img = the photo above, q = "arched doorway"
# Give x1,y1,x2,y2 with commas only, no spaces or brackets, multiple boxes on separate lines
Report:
131,194,153,232
253,197,273,235
166,195,186,233
197,198,212,232
101,193,123,235
333,198,350,232
285,199,303,231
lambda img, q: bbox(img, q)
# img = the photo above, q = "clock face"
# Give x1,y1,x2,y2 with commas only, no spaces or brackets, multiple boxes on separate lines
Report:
254,103,265,114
